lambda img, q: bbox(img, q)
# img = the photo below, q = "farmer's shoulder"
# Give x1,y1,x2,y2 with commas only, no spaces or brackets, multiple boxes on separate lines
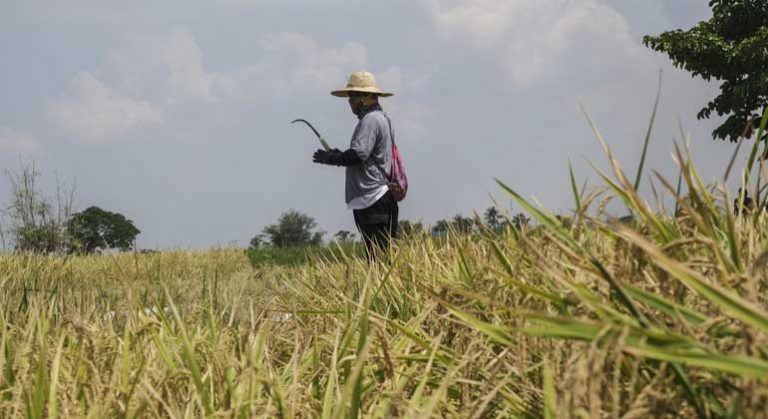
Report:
360,111,388,130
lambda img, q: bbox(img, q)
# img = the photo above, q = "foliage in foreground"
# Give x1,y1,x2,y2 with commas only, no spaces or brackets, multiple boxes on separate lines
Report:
2,112,768,417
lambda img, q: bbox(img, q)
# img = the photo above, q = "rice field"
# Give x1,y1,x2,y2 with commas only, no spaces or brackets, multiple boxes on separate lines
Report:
2,113,768,418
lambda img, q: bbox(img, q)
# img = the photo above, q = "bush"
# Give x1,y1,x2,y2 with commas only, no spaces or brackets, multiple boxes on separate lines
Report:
2,162,75,253
246,242,365,267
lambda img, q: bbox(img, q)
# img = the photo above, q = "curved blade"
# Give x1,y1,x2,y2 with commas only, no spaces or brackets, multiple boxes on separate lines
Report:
291,118,322,139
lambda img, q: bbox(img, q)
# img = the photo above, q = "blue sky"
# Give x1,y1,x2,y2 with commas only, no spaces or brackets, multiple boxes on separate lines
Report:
1,0,739,249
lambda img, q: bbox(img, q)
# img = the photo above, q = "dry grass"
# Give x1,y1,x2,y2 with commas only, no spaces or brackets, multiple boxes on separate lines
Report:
1,110,768,418
0,208,766,417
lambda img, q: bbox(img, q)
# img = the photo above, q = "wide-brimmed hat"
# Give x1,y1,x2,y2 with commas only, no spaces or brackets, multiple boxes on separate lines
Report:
331,71,393,98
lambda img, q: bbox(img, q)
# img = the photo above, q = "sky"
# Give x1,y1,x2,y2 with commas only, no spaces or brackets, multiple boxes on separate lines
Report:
0,0,742,249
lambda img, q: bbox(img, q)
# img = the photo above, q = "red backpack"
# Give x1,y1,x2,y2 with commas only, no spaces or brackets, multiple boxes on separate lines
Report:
383,114,408,201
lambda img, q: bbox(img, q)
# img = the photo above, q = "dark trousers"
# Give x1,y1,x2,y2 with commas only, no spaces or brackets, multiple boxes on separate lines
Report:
353,191,398,261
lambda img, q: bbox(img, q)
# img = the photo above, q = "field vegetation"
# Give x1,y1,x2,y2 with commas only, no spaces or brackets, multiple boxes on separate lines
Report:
2,110,768,418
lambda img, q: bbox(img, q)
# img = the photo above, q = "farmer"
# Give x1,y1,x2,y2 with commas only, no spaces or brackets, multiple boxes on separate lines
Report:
312,71,399,260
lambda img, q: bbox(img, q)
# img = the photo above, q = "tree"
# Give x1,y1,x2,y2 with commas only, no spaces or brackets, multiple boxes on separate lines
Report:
512,213,531,230
2,162,75,253
261,210,324,248
68,206,140,253
452,214,476,234
643,1,768,143
399,220,425,237
249,234,265,250
484,206,503,232
333,230,356,244
431,219,451,237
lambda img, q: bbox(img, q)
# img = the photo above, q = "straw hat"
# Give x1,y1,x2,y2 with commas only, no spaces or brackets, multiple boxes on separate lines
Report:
331,71,393,98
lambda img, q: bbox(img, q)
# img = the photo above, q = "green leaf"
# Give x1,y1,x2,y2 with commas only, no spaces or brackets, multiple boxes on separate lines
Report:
617,228,768,333
568,159,582,212
445,305,514,346
634,69,662,191
625,346,768,379
622,283,707,326
543,359,557,419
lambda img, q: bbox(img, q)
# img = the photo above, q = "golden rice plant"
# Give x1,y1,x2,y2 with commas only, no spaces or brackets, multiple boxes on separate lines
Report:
0,108,767,417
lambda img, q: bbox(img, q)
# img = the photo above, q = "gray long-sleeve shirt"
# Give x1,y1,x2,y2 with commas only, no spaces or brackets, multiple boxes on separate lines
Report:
345,110,393,208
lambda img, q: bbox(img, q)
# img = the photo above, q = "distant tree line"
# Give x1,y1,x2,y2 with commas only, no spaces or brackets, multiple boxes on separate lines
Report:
2,164,533,255
250,205,532,251
427,206,531,237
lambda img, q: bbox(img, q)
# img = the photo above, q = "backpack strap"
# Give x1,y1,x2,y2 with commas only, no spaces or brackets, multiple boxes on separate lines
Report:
383,112,396,146
373,112,395,181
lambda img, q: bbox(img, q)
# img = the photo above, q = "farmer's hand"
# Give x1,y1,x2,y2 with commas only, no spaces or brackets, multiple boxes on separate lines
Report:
313,148,340,164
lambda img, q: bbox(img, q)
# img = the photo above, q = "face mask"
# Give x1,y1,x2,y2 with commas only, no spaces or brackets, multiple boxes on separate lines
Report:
349,94,376,108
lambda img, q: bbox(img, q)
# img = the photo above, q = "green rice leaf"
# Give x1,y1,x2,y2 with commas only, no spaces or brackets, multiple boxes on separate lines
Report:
543,358,557,419
617,228,768,333
625,346,768,379
568,159,582,212
634,69,662,191
445,306,514,346
745,107,768,178
622,283,707,326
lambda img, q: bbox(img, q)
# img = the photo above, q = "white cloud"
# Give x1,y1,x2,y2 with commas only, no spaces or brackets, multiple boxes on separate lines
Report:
109,29,220,104
376,67,405,95
107,29,368,103
375,66,434,142
227,0,349,8
219,32,368,100
47,72,164,143
47,28,374,143
0,127,41,154
424,0,653,87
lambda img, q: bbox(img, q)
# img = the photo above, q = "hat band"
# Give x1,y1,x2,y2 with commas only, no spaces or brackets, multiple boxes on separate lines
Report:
331,86,393,98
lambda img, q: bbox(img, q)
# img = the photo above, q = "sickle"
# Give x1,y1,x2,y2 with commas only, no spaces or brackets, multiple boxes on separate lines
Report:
291,119,330,150
291,119,322,138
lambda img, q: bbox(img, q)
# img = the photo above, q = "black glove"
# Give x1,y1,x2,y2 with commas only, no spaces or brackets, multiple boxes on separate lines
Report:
313,148,341,165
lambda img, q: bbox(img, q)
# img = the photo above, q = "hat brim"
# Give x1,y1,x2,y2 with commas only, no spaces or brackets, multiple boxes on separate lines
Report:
331,87,393,98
